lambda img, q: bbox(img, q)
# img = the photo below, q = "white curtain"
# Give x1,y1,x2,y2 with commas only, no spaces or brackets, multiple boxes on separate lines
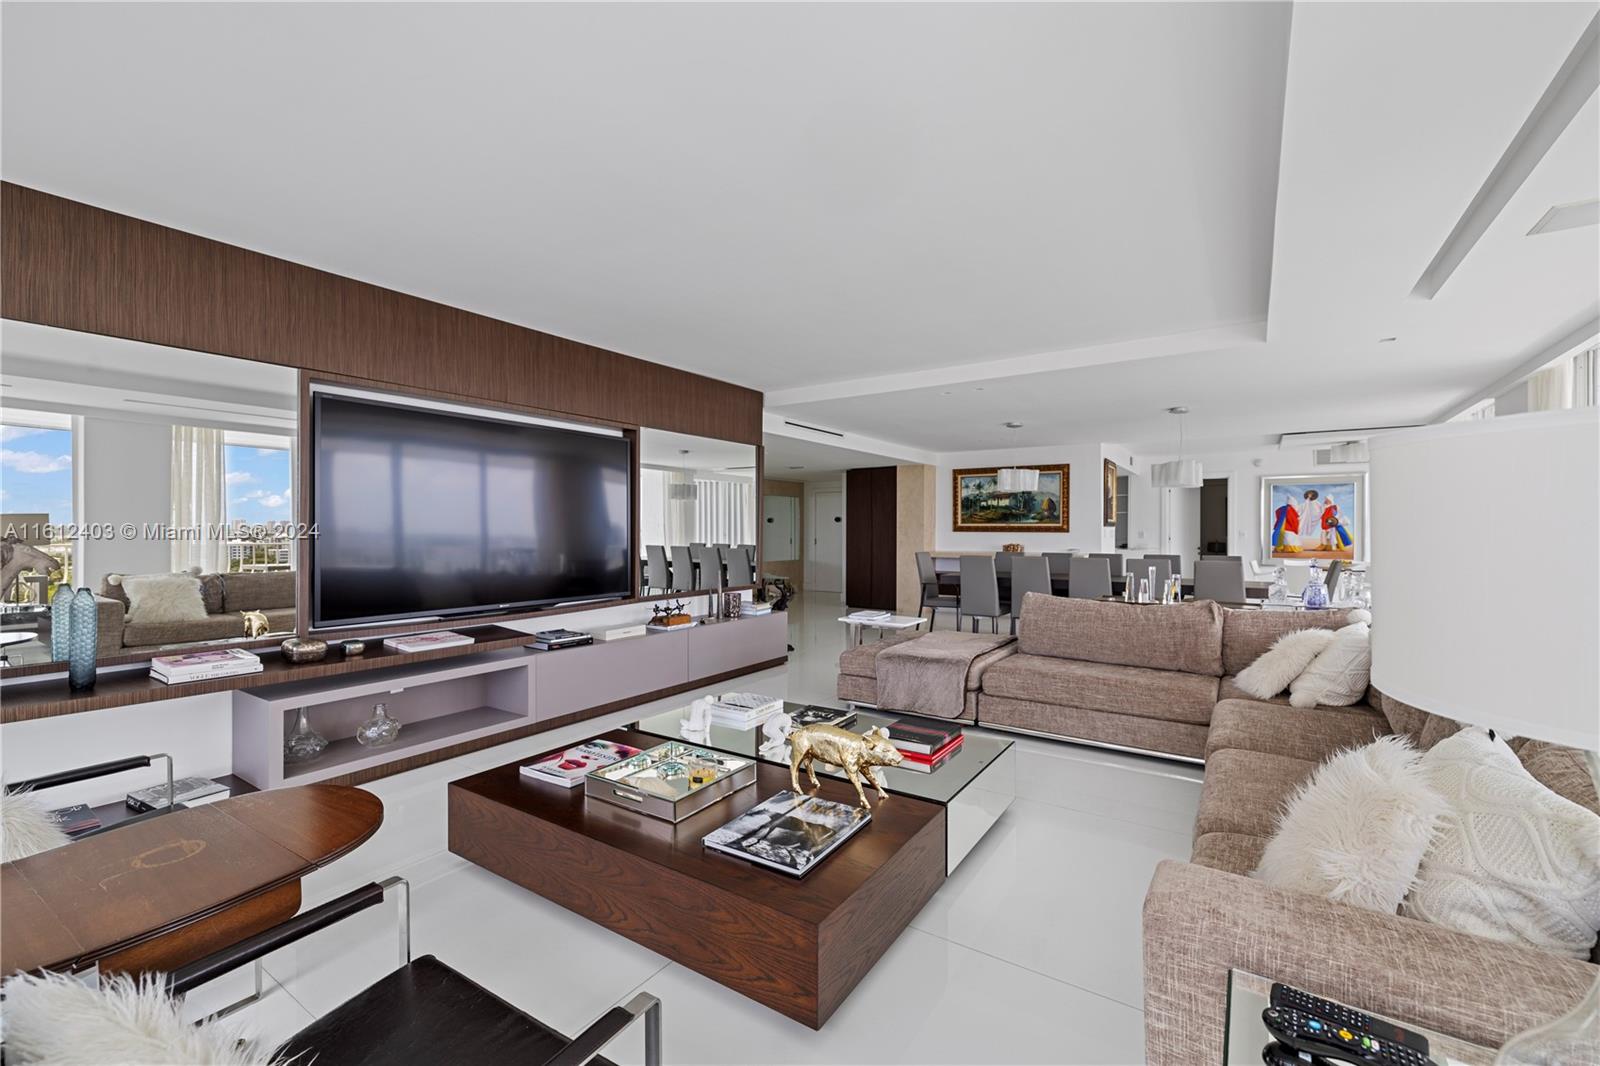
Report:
171,425,227,573
694,478,754,544
664,469,696,546
1528,361,1574,412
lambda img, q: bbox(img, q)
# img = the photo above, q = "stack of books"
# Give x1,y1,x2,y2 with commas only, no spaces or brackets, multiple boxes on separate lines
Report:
708,692,784,728
383,630,474,653
847,609,892,622
149,647,263,685
527,628,593,651
788,705,858,730
521,739,643,788
742,601,773,616
885,718,964,773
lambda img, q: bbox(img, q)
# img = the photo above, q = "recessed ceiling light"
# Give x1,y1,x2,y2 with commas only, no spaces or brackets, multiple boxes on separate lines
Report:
940,390,953,395
1003,421,1024,429
974,387,985,392
786,465,805,470
1378,337,1398,343
1528,198,1599,236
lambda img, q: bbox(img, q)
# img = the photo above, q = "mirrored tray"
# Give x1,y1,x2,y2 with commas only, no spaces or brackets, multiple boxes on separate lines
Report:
584,741,755,822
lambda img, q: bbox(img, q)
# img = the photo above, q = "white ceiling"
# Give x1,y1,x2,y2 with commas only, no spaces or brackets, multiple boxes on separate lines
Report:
3,3,1596,461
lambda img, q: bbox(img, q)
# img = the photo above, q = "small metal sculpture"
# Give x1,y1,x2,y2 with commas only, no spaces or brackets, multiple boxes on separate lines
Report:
240,610,271,638
788,724,903,809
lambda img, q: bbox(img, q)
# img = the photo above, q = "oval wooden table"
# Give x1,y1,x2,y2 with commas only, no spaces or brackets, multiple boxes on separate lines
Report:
1,784,382,977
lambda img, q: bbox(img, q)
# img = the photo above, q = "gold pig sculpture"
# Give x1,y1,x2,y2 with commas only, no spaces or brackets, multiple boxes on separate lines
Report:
788,724,903,808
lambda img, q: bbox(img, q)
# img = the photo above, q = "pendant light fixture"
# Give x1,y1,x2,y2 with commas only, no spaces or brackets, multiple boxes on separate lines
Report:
995,422,1041,493
1150,407,1203,488
667,449,699,500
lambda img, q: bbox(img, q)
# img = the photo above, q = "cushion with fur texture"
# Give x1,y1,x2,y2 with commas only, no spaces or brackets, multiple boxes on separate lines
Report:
1403,728,1600,960
1252,734,1445,913
121,573,208,624
1,791,71,861
1289,610,1371,708
1,970,281,1065
1233,627,1337,699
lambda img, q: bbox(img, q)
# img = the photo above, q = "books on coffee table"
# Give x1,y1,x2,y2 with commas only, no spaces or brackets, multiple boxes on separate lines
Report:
708,692,783,727
127,776,230,812
149,647,263,684
703,789,869,877
521,740,644,788
896,734,963,772
788,705,858,730
884,718,963,755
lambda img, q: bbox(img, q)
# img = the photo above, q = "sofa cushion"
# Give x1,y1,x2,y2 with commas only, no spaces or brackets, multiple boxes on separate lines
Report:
1191,831,1268,877
838,632,920,678
1194,748,1318,840
122,606,295,649
1220,607,1357,675
1206,698,1387,763
983,654,1219,724
120,573,208,624
102,572,224,615
1017,595,1223,675
977,693,1208,760
221,571,296,612
1509,739,1599,815
1378,691,1463,751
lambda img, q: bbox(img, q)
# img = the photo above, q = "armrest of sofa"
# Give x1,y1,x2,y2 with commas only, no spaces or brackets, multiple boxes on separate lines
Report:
1142,859,1595,1065
93,594,126,658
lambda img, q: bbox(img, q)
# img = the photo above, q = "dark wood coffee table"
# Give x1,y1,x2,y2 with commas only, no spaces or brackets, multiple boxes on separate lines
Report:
448,728,947,1029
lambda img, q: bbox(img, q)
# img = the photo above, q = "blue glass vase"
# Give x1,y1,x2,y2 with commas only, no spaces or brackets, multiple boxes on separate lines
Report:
50,584,74,662
68,587,97,691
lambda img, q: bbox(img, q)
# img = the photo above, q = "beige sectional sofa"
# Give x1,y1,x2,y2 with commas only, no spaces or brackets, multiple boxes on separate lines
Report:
835,592,1599,1060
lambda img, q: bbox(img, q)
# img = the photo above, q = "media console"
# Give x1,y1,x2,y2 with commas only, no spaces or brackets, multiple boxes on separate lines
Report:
230,612,788,789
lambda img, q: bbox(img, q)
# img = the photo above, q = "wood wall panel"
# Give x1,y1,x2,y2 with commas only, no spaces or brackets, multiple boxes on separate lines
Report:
845,466,898,610
1,182,762,443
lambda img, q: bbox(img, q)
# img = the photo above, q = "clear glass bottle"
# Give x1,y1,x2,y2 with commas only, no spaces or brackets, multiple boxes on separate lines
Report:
67,587,97,691
1268,567,1288,604
50,584,74,662
284,707,329,763
356,702,402,747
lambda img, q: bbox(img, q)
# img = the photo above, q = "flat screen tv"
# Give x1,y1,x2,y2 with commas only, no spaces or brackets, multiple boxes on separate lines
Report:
310,391,632,628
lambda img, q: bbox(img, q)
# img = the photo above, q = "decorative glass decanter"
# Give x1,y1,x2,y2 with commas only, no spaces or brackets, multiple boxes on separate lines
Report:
1301,562,1329,609
284,707,329,763
356,702,402,747
1267,567,1288,604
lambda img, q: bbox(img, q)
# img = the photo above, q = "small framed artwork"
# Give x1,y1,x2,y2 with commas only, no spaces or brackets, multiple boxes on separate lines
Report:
1103,459,1118,526
952,464,1069,533
1262,473,1367,562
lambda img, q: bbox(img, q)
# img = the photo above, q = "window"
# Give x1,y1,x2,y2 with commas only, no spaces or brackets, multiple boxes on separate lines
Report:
223,433,293,572
0,409,75,601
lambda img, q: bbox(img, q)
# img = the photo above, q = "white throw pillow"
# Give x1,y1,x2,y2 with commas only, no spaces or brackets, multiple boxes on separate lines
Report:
1288,610,1371,708
1234,627,1338,699
1252,735,1445,913
121,573,209,624
0,791,71,861
1403,728,1600,960
1,971,281,1065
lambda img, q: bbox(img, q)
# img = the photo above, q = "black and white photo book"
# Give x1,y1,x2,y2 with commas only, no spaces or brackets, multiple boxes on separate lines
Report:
702,789,869,876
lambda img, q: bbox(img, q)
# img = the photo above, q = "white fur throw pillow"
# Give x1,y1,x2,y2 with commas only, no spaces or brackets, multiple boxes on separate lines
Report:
1,970,281,1065
1402,728,1600,959
121,573,209,624
1,791,71,861
1234,627,1338,699
1252,735,1445,912
1288,609,1371,708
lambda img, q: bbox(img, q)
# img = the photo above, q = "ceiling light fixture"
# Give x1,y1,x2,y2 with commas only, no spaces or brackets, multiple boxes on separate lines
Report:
667,449,699,500
996,422,1040,493
1378,336,1398,343
1150,407,1203,489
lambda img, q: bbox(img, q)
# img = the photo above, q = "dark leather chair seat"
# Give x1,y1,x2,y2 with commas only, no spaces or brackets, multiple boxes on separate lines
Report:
276,955,616,1066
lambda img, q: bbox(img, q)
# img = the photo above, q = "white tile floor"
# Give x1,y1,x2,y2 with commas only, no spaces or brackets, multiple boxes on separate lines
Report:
209,592,1203,1064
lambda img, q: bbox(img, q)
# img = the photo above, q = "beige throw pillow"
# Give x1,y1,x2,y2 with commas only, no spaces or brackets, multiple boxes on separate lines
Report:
121,573,209,624
1403,728,1600,960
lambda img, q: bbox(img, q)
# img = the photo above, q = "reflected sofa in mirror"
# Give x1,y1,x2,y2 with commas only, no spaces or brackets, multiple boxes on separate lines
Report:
636,428,757,595
0,320,298,668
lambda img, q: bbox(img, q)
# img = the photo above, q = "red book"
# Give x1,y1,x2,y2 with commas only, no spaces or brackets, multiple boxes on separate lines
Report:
898,734,964,765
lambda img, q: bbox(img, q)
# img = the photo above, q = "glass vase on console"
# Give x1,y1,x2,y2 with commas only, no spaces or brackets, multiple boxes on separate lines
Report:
67,587,97,691
356,702,402,747
284,707,329,763
50,584,73,661
1267,567,1288,605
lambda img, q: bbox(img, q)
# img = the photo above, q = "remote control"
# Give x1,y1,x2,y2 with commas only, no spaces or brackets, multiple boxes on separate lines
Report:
1263,1006,1435,1066
1271,984,1431,1055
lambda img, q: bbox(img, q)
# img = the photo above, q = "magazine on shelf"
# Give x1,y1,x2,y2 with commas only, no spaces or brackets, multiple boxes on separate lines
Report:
703,790,870,877
521,740,644,788
126,777,231,812
788,705,858,730
382,631,475,653
47,803,101,834
884,718,963,755
149,647,263,682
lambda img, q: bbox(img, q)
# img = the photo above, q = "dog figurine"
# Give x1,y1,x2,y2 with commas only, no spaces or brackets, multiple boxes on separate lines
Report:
788,724,902,808
240,610,270,638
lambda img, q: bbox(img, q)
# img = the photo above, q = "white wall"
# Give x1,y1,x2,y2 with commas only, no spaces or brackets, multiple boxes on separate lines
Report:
77,415,172,589
934,442,1106,553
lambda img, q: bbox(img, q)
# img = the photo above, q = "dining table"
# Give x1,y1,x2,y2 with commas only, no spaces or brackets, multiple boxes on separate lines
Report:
1,783,382,978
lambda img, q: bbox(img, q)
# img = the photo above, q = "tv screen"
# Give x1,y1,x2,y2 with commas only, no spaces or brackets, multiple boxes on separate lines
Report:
310,392,632,628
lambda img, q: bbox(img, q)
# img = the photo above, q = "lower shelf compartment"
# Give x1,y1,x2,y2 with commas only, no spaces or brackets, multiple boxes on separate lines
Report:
283,705,527,783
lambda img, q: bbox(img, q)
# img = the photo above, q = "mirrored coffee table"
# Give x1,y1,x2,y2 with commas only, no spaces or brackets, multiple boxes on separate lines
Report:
633,701,1015,873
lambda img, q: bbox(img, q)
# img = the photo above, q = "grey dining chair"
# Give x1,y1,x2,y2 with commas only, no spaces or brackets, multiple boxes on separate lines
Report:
1089,552,1124,579
691,544,722,589
1144,554,1183,578
916,551,960,627
958,555,1004,633
722,546,754,586
669,546,695,592
1201,554,1242,562
993,552,1015,578
1194,557,1248,603
1125,558,1172,598
1069,555,1113,599
1324,559,1345,596
1008,555,1052,635
1044,552,1074,581
646,545,670,593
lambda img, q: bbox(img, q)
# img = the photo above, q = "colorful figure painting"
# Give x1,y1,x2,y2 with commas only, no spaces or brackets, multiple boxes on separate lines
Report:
952,465,1070,533
1263,475,1364,562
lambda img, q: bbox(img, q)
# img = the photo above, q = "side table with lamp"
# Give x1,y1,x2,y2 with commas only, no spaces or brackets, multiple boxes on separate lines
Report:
1369,407,1599,1065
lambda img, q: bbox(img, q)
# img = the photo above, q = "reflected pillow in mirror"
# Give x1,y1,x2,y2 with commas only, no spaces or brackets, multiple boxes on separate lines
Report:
121,573,209,624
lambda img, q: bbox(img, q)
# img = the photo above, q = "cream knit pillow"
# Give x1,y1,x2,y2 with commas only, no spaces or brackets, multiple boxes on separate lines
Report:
1234,627,1338,699
1403,728,1600,960
1288,610,1371,708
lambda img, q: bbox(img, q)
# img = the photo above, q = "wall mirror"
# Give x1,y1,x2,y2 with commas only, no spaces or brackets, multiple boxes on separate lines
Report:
0,320,298,668
636,428,758,595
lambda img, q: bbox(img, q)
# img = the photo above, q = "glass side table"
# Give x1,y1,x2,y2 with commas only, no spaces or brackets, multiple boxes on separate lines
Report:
1225,970,1497,1066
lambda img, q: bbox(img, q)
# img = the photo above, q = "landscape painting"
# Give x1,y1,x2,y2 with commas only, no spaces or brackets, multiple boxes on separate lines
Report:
1103,459,1118,526
1263,473,1365,562
952,464,1069,533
